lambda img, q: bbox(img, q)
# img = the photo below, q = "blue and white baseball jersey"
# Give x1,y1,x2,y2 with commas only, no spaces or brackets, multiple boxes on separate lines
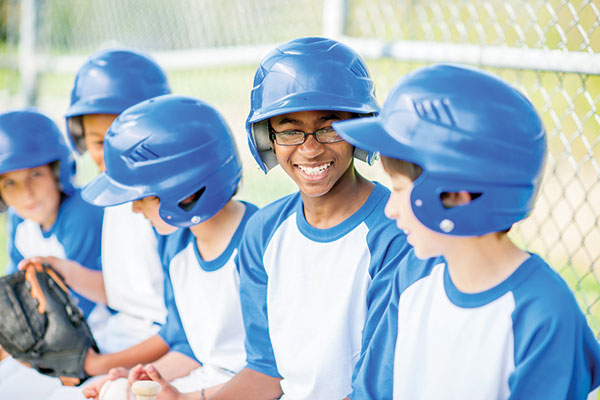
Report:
158,202,258,386
6,189,103,318
351,251,600,399
238,183,411,400
94,202,168,353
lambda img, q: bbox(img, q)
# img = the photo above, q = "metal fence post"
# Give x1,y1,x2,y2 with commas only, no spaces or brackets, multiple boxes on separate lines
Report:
19,0,38,107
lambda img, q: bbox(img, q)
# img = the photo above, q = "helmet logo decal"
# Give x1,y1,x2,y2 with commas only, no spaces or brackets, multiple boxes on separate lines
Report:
413,98,455,127
122,141,159,164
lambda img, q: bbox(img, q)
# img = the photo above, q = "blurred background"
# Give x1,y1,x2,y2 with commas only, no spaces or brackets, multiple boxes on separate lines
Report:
0,0,599,335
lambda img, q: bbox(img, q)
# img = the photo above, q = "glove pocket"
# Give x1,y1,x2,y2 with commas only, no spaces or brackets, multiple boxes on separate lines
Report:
0,272,48,355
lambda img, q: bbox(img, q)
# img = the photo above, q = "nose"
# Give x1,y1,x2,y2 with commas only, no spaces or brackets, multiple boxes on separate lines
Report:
384,196,398,220
131,200,144,214
297,134,325,157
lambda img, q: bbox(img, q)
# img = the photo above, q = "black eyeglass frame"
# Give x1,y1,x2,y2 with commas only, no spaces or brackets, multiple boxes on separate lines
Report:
269,125,345,146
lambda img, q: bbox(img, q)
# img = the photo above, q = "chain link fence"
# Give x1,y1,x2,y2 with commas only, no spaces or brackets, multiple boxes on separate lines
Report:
0,0,599,334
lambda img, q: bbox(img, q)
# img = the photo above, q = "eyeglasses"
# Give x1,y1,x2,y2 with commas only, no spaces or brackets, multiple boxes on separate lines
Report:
270,126,344,146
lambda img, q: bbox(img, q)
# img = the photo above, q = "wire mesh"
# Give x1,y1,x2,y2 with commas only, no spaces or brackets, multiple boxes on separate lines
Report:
0,0,599,334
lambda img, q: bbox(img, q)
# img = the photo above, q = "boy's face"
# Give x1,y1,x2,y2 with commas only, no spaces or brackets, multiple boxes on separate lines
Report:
0,165,61,230
131,196,178,235
385,172,446,260
81,113,118,172
269,110,355,198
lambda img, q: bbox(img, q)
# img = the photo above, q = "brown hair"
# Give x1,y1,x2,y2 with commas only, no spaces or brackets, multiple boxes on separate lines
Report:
380,156,422,182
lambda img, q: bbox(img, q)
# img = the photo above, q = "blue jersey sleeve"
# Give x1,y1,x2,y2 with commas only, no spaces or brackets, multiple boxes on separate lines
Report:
237,211,282,378
6,209,24,274
57,191,104,316
352,186,412,386
351,249,440,399
509,262,600,398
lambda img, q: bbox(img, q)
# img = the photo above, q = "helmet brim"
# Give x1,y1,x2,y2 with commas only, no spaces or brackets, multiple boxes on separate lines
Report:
82,172,147,207
333,116,412,162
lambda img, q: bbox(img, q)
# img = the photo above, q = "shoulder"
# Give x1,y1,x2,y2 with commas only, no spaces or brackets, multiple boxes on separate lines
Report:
395,249,443,292
59,189,104,227
512,254,580,315
244,192,300,237
510,254,588,341
160,228,194,267
7,207,24,229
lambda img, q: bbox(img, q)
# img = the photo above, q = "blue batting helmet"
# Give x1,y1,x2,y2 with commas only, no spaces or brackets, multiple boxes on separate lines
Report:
246,37,380,173
333,64,547,236
82,95,242,228
0,110,76,201
65,48,171,153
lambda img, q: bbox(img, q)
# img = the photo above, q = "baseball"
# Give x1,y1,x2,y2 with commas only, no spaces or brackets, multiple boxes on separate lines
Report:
131,380,162,400
98,377,135,400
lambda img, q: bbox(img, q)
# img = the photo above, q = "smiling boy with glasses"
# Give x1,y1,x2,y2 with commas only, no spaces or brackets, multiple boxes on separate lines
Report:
137,36,417,400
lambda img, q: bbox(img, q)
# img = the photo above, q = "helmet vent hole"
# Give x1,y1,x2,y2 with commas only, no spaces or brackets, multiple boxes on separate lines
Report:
349,59,368,78
178,187,206,212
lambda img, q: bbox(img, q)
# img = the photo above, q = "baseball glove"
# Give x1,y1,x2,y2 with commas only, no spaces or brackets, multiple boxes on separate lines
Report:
0,261,98,386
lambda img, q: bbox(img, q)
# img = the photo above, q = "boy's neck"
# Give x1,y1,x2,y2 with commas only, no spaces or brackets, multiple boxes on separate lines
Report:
443,233,530,294
189,200,246,262
301,167,374,229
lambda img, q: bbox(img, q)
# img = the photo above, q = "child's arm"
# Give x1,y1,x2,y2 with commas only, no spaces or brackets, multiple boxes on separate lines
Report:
84,334,169,376
208,368,282,399
145,351,200,383
18,256,108,304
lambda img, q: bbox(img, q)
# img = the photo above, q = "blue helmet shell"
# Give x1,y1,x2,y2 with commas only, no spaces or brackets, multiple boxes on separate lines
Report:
0,109,76,198
246,37,380,173
333,64,547,236
82,95,242,228
65,48,171,153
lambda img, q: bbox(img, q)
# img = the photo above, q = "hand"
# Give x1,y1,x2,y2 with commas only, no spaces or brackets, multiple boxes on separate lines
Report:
0,345,10,361
82,368,129,399
17,256,79,283
132,364,183,400
129,363,152,383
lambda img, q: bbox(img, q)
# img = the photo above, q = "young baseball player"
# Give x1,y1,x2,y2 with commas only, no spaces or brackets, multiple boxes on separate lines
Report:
0,109,105,398
135,36,414,400
34,47,173,356
75,94,256,400
332,63,600,398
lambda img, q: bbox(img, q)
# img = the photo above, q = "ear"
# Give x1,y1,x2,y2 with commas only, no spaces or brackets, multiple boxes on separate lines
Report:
441,191,472,208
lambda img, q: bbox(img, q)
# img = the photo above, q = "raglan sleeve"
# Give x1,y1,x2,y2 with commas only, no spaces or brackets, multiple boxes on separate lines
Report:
509,281,600,399
350,262,402,400
5,209,24,275
60,195,104,273
236,213,281,378
354,222,412,379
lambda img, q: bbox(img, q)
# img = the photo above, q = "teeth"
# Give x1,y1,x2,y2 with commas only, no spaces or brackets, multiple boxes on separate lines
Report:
298,163,331,176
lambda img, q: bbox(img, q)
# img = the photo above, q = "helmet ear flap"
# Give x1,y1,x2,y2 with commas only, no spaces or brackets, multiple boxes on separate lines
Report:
67,117,86,154
251,120,278,172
